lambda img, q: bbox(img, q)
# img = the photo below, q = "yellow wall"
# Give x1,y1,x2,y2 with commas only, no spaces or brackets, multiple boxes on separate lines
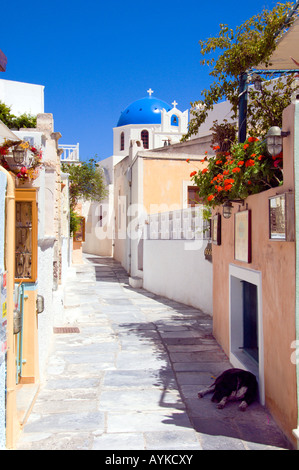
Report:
18,289,39,384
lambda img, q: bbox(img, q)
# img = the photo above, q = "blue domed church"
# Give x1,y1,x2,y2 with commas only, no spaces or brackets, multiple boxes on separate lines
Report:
113,89,188,156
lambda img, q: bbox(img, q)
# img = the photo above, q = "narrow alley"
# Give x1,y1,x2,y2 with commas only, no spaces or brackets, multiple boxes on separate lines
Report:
15,255,292,451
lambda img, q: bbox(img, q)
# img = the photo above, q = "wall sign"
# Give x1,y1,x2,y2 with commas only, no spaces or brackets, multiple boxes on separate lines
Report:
234,210,251,263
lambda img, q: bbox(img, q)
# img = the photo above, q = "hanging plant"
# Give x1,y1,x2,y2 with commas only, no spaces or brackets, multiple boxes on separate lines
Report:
187,136,283,208
0,139,43,182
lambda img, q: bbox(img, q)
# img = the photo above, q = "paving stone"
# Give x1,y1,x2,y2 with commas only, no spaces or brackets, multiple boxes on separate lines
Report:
144,430,202,450
99,388,184,411
103,369,177,389
107,410,192,433
92,432,145,450
24,411,105,433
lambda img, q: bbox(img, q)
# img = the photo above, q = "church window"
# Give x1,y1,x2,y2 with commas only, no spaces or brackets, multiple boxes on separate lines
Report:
141,130,149,149
120,132,124,151
171,115,179,127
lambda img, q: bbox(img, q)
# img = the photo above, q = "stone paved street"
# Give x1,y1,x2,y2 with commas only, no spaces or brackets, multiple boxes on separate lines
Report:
15,255,293,450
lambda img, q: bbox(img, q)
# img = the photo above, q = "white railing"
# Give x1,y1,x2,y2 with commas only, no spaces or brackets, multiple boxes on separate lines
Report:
59,143,80,163
146,206,211,240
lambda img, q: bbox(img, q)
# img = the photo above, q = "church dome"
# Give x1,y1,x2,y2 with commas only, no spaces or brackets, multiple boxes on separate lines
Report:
116,94,172,127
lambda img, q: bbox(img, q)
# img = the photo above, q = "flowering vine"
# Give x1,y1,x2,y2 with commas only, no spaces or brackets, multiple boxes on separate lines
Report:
188,136,283,208
0,139,43,182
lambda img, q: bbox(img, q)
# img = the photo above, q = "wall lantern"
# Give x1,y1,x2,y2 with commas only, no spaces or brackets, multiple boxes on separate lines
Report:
222,200,245,219
222,201,233,219
12,146,26,164
36,294,45,314
251,73,263,91
266,126,290,157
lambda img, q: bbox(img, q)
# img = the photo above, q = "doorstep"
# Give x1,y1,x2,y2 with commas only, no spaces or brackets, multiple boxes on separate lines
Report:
16,383,40,427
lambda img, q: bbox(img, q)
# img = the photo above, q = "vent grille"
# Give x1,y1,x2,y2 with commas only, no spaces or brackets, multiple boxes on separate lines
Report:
53,327,80,334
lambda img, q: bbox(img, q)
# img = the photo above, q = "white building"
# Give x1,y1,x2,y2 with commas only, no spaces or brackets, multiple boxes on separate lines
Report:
0,78,44,116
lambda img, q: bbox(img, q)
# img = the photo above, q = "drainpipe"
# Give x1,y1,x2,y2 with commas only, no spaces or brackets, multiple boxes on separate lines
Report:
0,166,17,449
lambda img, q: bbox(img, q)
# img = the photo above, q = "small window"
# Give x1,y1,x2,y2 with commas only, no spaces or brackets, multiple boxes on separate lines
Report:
171,115,179,127
141,130,149,149
120,132,124,151
188,186,202,206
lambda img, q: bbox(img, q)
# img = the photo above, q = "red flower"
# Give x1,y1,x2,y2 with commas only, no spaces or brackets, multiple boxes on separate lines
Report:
190,171,197,177
248,136,259,143
0,147,8,156
186,158,190,163
207,194,215,201
245,159,255,167
201,168,208,174
216,160,222,164
237,161,244,166
258,155,264,160
213,145,220,151
20,166,28,175
223,170,229,175
232,167,241,173
243,144,249,150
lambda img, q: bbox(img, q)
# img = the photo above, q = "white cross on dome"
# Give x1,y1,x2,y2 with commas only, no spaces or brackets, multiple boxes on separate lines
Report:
147,88,154,96
172,100,178,108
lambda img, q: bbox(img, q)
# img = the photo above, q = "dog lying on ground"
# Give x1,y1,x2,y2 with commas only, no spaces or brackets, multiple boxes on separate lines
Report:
198,368,258,411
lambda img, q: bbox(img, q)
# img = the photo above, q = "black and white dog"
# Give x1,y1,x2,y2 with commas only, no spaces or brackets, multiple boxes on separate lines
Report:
198,368,258,411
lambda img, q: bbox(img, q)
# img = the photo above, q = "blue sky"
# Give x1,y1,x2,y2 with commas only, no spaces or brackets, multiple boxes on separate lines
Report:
0,0,283,161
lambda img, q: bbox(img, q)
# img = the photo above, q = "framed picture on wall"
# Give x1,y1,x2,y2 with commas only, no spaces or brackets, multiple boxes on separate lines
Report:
234,210,251,263
212,213,221,245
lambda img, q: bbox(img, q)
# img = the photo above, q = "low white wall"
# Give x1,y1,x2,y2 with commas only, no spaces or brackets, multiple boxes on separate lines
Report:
37,239,55,380
143,239,213,316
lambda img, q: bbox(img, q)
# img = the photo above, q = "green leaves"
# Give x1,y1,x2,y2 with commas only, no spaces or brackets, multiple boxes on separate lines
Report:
62,158,108,209
0,101,36,129
183,1,297,141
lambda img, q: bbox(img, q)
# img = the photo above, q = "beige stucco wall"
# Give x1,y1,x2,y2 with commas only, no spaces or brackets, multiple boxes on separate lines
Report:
212,103,297,446
143,156,206,213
